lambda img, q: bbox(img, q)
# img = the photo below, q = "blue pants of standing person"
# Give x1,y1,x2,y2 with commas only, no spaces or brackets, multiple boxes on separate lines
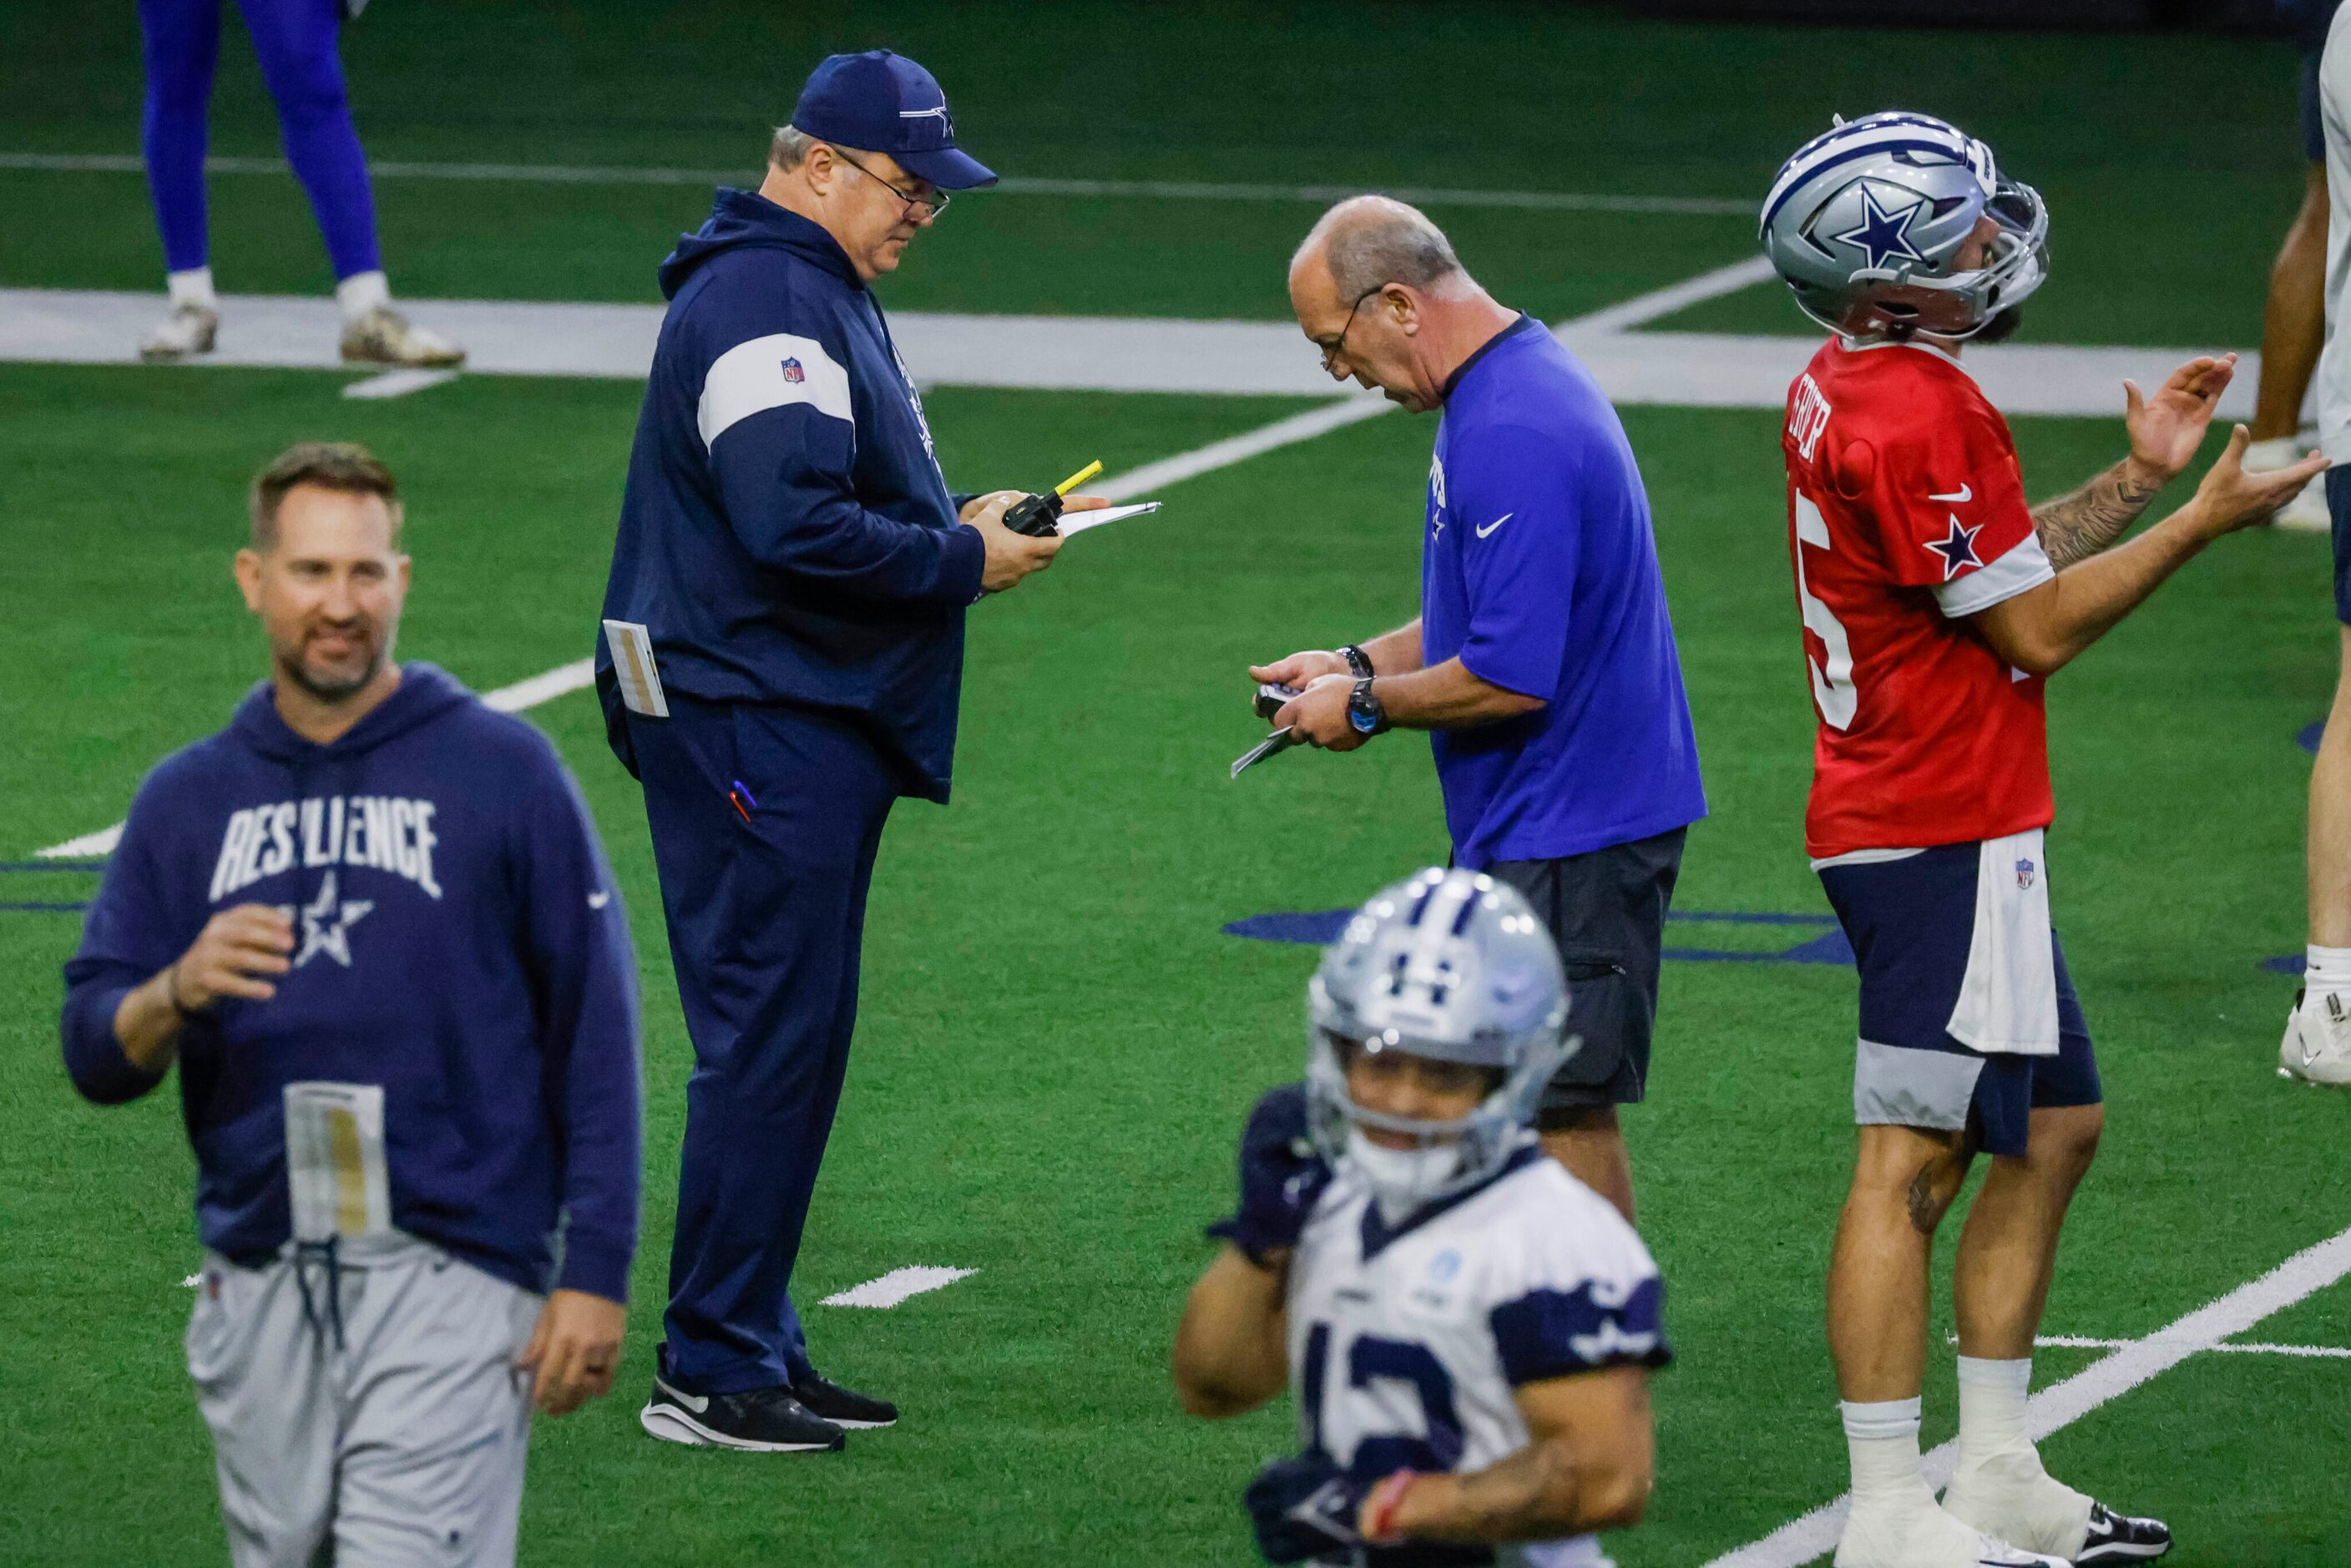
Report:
137,0,381,278
624,695,900,1393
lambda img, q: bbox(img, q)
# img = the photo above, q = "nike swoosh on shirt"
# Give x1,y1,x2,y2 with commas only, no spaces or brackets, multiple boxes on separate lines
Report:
588,890,612,909
1474,512,1514,539
1929,483,1973,502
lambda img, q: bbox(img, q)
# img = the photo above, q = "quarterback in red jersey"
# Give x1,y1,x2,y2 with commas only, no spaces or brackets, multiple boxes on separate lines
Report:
1763,112,2324,1568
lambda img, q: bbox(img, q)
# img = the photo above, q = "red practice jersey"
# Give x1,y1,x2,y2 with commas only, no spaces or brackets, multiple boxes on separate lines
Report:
1780,339,2057,859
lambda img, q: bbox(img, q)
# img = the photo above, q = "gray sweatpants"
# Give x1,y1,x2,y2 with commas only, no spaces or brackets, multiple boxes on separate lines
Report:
185,1232,540,1567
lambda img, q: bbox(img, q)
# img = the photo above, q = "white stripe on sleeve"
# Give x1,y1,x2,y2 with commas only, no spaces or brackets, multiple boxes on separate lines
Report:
1935,530,2054,618
697,332,854,449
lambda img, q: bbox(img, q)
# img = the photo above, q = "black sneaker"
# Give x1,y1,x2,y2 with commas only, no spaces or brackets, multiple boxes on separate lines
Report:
2075,1501,2172,1563
640,1366,845,1454
791,1371,898,1430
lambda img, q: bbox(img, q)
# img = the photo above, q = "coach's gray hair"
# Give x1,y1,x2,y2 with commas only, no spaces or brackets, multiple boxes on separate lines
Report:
1298,195,1467,300
770,124,818,169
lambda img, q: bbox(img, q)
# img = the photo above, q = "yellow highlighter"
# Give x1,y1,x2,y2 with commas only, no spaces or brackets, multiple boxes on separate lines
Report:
1001,460,1104,538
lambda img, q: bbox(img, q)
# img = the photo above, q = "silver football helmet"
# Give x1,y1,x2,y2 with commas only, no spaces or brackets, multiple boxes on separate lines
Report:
1305,867,1572,1212
1760,110,2048,341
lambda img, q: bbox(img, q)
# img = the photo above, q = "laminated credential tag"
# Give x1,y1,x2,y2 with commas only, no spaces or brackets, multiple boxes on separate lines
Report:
283,1082,392,1240
602,619,670,718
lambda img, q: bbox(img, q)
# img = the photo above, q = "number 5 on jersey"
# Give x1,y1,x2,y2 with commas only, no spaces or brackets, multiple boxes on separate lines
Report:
1792,490,1858,731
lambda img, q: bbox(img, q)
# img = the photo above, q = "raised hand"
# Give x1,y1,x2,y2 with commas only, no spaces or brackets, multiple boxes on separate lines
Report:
2125,353,2237,485
2192,425,2330,535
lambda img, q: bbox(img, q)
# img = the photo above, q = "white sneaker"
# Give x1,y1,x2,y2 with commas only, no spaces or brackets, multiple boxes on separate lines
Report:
140,302,219,362
2281,987,2351,1085
340,306,465,368
1838,1495,2068,1568
2246,436,2330,534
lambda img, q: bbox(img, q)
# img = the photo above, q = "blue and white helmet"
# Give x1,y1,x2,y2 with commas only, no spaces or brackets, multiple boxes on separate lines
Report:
1306,868,1572,1211
1760,110,2048,341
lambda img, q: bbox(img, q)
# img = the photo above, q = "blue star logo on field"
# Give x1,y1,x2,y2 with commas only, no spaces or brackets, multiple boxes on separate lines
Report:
292,869,372,969
781,357,806,384
1833,183,1929,271
1930,516,1984,579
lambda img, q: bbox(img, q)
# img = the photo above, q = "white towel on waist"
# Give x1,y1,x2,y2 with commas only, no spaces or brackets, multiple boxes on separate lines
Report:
1946,829,2060,1058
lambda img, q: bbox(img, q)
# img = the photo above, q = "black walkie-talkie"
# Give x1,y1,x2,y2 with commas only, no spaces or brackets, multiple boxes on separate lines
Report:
1000,460,1103,538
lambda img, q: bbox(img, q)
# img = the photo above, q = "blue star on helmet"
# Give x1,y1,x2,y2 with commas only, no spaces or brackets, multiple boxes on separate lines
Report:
1833,183,1930,271
1930,516,1984,579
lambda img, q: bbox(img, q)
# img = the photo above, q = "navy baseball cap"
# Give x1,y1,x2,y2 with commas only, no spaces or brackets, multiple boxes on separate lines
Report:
790,50,996,191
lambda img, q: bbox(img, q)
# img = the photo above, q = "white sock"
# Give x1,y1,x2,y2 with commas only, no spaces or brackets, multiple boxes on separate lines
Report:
2306,945,2351,1002
1842,1397,1927,1511
2244,436,2303,472
336,270,392,321
1954,1355,2035,1469
166,266,216,311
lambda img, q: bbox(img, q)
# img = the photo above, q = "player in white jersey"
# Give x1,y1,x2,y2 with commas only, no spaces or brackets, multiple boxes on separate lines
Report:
1174,869,1667,1567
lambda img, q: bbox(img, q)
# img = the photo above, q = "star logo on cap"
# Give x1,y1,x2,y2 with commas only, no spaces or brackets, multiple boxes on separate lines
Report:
1833,183,1929,271
1929,516,1984,579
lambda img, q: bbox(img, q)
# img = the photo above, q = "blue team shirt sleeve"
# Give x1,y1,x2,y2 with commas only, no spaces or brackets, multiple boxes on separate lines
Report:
59,774,190,1105
513,747,645,1304
695,299,984,608
1489,1275,1671,1385
1447,422,1583,701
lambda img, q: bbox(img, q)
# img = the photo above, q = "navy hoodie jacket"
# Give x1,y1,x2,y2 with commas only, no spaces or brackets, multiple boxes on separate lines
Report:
597,189,985,802
58,665,643,1302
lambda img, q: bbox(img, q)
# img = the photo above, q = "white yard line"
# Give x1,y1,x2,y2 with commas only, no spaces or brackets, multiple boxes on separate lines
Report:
0,150,1750,215
818,1265,975,1309
341,367,459,400
1704,1224,2351,1568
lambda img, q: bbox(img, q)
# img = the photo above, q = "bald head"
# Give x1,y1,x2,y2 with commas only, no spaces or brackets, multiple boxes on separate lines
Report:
1291,195,1469,303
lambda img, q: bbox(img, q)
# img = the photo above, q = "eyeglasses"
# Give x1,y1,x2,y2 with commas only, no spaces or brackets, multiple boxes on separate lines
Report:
1313,284,1387,373
832,149,949,220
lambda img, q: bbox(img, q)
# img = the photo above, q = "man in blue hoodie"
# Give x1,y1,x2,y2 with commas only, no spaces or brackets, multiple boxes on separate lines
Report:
599,51,1087,1453
63,443,641,1567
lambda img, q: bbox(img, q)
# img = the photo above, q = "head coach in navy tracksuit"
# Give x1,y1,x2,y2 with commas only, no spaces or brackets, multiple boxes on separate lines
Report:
1252,197,1706,1227
598,51,1097,1453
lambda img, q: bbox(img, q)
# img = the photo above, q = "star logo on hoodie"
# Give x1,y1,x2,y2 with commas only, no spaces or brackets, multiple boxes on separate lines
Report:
291,869,372,969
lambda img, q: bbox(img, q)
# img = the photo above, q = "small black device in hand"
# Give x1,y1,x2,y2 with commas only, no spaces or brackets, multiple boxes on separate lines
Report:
1255,683,1302,721
1000,460,1102,538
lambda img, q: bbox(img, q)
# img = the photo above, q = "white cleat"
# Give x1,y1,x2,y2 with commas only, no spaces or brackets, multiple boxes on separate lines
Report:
1838,1499,2069,1568
2246,437,2330,533
340,306,465,368
2280,987,2351,1085
140,302,219,362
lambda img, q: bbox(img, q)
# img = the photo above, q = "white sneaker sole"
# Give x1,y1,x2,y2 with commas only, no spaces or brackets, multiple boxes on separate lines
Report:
638,1402,838,1453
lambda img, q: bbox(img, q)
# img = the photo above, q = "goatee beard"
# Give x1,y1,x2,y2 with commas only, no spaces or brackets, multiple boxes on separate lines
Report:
1973,306,2024,345
283,645,386,704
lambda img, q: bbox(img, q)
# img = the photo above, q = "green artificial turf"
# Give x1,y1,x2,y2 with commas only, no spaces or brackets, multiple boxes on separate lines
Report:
3,362,2346,1566
3,3,2345,1564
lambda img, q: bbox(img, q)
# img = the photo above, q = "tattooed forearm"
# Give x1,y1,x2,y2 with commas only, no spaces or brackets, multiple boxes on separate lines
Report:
2031,459,2165,569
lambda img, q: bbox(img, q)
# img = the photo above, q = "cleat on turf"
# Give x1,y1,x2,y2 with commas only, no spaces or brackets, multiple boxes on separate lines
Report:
640,1365,845,1453
791,1370,897,1429
2280,989,2351,1085
340,306,465,368
2071,1500,2172,1563
140,303,219,362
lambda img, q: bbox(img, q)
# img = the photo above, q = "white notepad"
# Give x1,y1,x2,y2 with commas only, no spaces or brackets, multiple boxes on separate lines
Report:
602,619,670,717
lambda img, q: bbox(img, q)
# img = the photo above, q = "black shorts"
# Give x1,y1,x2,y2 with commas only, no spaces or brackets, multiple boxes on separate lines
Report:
1484,827,1686,1122
2329,466,2351,625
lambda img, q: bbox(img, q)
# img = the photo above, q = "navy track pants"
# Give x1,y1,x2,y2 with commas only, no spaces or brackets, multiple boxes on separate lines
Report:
138,0,382,279
627,697,897,1393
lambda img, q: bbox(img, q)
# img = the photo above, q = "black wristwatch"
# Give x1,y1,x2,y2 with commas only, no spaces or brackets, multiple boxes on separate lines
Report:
1339,644,1374,680
1347,677,1388,736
